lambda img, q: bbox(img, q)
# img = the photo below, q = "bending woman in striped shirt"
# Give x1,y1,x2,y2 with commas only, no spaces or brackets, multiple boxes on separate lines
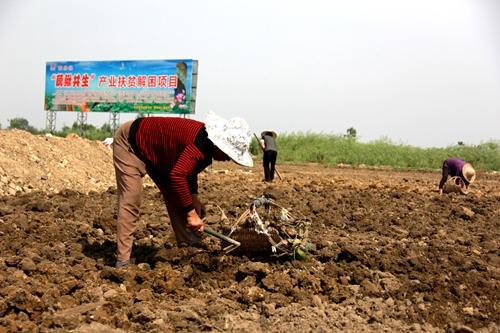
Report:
112,111,253,268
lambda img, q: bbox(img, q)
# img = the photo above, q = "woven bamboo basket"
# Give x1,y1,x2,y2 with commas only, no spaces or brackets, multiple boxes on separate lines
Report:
221,226,282,255
220,197,311,257
443,176,469,194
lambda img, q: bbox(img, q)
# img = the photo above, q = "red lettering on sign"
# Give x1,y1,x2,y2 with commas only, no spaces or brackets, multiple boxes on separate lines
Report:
64,74,72,87
137,75,146,88
98,76,108,87
72,74,81,87
118,75,126,88
81,74,90,88
128,75,137,88
108,75,117,87
158,75,167,88
147,75,157,88
55,74,64,87
169,75,178,88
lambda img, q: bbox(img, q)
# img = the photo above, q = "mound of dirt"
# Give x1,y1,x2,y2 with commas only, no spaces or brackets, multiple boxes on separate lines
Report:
0,129,499,332
0,130,115,195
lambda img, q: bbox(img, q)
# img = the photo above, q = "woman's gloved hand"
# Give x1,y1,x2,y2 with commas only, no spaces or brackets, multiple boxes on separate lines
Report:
192,194,206,218
186,209,204,234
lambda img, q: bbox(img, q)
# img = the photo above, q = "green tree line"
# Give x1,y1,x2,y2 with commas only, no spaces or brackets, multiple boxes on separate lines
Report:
251,129,500,171
5,118,500,171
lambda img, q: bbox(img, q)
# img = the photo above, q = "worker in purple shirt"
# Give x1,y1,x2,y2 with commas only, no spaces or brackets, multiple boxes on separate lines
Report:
438,157,476,195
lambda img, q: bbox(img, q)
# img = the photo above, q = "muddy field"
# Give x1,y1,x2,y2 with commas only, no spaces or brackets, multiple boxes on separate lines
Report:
0,130,499,332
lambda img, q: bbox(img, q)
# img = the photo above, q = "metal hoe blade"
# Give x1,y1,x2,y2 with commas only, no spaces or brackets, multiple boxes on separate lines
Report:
204,226,241,253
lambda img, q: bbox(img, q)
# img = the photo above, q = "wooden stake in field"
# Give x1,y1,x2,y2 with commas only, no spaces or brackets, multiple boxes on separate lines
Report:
254,133,283,180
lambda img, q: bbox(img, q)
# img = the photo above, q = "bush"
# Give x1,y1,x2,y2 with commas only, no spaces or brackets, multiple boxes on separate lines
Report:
8,118,38,134
54,122,113,140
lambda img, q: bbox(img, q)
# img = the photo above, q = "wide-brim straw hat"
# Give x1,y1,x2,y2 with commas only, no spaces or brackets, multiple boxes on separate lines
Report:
261,131,277,138
462,163,476,183
205,111,253,167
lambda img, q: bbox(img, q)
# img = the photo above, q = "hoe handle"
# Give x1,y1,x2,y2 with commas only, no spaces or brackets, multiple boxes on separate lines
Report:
204,227,241,247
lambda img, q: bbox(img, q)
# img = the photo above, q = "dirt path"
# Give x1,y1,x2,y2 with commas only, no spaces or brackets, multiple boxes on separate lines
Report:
0,130,498,332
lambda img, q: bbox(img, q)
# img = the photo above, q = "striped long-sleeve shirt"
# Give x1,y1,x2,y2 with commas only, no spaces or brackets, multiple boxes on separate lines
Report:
129,117,214,212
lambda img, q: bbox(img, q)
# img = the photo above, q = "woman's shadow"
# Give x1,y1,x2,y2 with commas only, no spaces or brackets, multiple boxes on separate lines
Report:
80,239,163,268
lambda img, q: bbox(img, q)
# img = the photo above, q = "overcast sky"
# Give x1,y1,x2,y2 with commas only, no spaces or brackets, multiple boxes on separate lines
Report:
0,0,499,147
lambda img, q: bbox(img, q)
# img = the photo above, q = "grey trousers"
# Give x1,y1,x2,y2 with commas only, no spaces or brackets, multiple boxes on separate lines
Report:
113,120,201,262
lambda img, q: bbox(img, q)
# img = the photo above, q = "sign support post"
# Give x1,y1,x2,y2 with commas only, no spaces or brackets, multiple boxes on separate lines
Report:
77,111,87,137
46,110,56,133
109,111,120,134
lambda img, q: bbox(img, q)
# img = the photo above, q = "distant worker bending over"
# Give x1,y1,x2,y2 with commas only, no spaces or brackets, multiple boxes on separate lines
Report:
261,130,278,182
112,111,253,268
438,157,476,195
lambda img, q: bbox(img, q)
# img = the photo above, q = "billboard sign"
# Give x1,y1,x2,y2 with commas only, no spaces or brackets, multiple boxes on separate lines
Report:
44,59,198,114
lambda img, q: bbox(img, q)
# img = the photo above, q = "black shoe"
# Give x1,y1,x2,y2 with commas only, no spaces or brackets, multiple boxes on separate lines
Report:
115,259,130,268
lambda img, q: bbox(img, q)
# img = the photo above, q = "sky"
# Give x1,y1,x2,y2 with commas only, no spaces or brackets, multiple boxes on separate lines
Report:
0,0,499,148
